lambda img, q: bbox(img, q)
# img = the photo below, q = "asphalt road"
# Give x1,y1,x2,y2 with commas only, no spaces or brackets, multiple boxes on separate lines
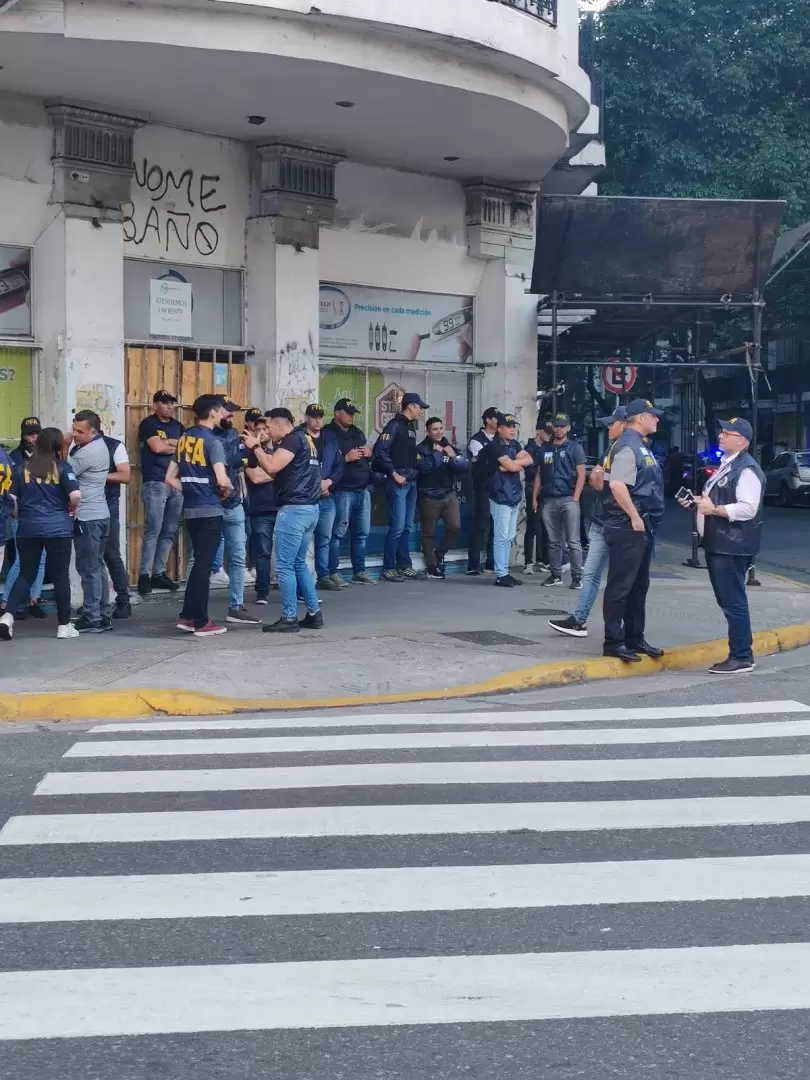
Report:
2,656,810,1079
657,501,810,582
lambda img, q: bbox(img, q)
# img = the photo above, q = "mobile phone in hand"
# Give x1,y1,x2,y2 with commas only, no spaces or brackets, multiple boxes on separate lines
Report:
676,486,696,506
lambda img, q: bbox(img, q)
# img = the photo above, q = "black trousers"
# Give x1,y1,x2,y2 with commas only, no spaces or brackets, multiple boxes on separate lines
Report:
6,536,73,625
468,488,494,572
524,496,549,566
104,501,130,605
602,521,653,648
180,516,223,628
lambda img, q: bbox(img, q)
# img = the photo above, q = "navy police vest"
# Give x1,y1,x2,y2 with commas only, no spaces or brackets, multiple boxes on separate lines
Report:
488,436,523,508
602,430,664,527
176,425,221,511
703,452,765,557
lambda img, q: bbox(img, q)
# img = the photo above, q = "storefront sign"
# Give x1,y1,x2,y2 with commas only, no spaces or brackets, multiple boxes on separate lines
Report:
375,382,406,433
149,276,193,340
0,246,32,338
320,283,474,365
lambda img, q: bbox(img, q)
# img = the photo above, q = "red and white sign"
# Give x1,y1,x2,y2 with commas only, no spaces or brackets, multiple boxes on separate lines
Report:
601,362,637,395
375,382,405,433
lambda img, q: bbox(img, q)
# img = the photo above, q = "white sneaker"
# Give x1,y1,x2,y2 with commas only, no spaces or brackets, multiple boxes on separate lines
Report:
561,562,571,575
57,623,80,640
210,569,230,588
522,564,535,575
244,568,256,584
0,612,13,641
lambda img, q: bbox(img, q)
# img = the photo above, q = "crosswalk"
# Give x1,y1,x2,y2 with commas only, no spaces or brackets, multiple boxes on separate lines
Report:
1,698,810,1067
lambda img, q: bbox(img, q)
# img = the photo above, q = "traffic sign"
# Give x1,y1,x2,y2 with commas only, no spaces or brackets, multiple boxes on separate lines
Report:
601,362,637,395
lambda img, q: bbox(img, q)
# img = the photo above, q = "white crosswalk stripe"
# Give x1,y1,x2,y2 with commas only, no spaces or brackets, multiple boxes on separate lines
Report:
1,697,810,1050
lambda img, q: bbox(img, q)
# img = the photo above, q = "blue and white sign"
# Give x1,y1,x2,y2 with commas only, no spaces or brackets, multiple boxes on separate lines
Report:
319,283,474,365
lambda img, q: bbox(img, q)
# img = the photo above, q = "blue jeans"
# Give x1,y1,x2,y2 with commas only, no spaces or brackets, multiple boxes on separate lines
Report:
706,551,754,662
383,480,417,572
314,498,337,580
332,489,371,575
139,481,182,577
221,504,247,610
573,522,609,624
249,514,276,598
274,504,319,620
2,519,46,608
489,499,519,578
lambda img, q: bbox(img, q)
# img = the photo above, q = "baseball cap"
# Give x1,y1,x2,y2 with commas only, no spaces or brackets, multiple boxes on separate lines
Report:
496,411,518,427
625,398,663,418
305,403,325,418
598,405,628,427
245,407,264,424
552,412,571,427
221,399,241,413
482,407,500,422
718,416,753,442
152,390,177,404
334,398,360,415
20,416,41,435
402,392,429,409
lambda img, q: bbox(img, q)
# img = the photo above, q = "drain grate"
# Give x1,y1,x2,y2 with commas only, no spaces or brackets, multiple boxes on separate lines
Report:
442,630,539,648
517,607,569,617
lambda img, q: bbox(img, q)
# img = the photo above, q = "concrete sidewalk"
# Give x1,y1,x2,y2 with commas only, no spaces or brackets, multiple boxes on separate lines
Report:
2,540,809,704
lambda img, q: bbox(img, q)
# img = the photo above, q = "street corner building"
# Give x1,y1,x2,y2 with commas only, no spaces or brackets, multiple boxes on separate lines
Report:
0,0,603,576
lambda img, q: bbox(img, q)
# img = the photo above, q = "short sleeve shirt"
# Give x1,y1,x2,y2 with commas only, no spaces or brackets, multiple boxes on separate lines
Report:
12,460,80,538
139,414,184,482
609,446,638,486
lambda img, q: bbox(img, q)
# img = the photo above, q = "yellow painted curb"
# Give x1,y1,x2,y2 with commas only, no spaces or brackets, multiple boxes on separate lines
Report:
4,619,810,724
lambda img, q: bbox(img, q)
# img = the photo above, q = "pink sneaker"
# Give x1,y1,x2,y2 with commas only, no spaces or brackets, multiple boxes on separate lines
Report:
193,620,227,637
176,618,195,633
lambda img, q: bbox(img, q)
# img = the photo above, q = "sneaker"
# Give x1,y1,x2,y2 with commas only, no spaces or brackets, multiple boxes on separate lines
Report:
194,620,228,637
137,574,152,597
541,575,564,587
151,573,179,592
494,576,515,588
505,575,524,587
0,612,13,641
536,562,550,573
227,606,262,625
176,617,195,632
522,564,535,576
57,623,80,640
74,616,105,634
548,614,588,638
28,602,46,620
709,657,756,675
351,572,376,585
330,573,349,589
113,600,132,620
381,569,404,583
317,577,342,592
561,562,571,575
210,569,230,588
483,567,496,575
262,616,300,634
570,578,583,591
466,568,482,577
254,596,269,606
99,617,115,633
426,564,445,580
400,568,427,581
299,610,324,629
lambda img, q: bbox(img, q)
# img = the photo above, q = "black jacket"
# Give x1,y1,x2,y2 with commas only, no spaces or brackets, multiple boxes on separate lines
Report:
372,413,418,480
325,420,371,491
415,437,468,498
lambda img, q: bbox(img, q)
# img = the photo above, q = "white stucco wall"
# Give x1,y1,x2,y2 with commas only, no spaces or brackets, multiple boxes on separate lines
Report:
0,96,54,249
124,125,249,269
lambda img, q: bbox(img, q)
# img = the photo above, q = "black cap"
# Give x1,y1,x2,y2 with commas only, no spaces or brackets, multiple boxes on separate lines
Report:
552,412,571,427
625,398,664,418
718,416,753,442
221,399,241,413
305,403,325,418
402,392,429,409
482,407,500,422
496,411,518,427
153,390,177,404
598,405,628,427
20,416,41,435
334,397,360,415
245,408,264,424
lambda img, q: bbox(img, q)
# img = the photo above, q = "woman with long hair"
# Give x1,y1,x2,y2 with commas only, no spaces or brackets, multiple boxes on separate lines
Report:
0,427,81,641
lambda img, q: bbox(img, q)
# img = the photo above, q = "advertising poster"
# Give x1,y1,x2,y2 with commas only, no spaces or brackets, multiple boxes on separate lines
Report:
0,246,32,338
320,283,474,365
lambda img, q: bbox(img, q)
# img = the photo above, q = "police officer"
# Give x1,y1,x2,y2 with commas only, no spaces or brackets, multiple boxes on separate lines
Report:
484,412,534,588
601,399,666,662
137,391,184,596
372,391,429,583
165,394,232,637
302,403,345,592
681,417,765,675
533,412,586,588
523,417,551,574
243,408,323,634
213,400,260,626
415,417,468,578
0,441,13,580
101,426,132,620
466,407,499,575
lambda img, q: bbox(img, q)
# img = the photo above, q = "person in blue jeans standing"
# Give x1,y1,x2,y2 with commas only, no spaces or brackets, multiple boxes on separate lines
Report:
245,417,277,605
243,408,323,634
548,406,627,637
372,392,429,583
300,403,345,593
326,399,375,585
483,412,534,589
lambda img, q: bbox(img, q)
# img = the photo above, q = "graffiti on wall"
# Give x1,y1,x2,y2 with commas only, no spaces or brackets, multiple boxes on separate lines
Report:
122,159,227,257
275,332,318,421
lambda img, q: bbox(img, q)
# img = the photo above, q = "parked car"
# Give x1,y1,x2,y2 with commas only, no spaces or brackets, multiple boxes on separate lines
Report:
764,450,810,506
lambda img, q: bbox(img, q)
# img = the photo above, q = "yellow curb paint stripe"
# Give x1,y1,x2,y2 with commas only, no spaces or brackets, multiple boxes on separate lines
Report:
2,621,810,724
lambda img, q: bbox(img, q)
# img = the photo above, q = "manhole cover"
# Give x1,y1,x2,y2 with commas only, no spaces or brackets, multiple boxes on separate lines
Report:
441,630,539,648
517,608,569,617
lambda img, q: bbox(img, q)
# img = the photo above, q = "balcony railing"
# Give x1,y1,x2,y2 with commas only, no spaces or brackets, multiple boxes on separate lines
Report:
490,0,557,28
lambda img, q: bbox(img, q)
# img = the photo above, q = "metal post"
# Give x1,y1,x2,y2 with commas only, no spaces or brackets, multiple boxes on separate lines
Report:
751,295,763,461
684,365,703,569
550,290,559,418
